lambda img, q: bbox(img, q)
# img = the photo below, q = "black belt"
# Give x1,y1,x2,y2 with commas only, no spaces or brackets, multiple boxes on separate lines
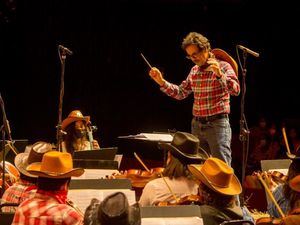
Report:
194,113,228,123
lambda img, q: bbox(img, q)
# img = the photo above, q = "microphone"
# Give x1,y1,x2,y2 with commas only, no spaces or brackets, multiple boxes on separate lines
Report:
58,45,73,55
237,45,259,57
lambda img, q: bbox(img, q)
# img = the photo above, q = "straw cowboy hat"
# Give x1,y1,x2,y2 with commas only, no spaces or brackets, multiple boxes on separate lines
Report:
84,192,141,225
158,131,207,164
188,157,242,195
14,141,53,177
61,110,90,130
211,48,238,76
26,151,84,178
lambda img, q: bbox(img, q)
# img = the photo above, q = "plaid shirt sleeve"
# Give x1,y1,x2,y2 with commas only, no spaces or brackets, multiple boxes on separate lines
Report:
267,184,290,218
219,61,240,96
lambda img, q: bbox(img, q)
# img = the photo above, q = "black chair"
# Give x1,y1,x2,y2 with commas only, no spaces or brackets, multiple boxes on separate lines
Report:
220,219,255,225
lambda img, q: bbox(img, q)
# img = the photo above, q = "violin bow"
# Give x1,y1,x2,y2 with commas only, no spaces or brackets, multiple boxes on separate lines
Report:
282,127,292,155
256,172,285,218
133,152,179,203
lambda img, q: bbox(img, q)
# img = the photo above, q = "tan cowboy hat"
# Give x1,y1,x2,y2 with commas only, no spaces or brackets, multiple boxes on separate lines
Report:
14,141,53,177
26,151,84,178
211,48,238,76
61,110,90,130
188,157,242,195
158,131,207,164
289,174,300,192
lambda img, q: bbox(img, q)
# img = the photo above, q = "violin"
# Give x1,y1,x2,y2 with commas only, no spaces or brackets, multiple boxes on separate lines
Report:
256,217,282,225
156,194,203,206
0,161,20,195
111,167,164,188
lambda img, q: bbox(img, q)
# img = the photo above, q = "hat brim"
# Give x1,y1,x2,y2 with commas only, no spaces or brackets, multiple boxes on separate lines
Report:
211,48,238,76
188,164,242,195
26,162,84,178
61,116,90,130
159,143,205,164
14,153,37,178
290,175,300,192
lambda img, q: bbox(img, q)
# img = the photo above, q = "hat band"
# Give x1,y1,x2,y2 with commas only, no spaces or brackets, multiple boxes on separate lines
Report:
36,170,71,176
206,177,228,188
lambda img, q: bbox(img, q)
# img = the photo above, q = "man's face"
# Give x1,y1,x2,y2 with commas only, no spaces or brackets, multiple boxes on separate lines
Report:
185,44,209,67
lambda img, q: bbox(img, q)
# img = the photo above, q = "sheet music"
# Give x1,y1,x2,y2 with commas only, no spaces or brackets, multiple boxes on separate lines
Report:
71,169,119,180
139,133,173,142
67,189,136,213
142,217,203,225
268,169,288,175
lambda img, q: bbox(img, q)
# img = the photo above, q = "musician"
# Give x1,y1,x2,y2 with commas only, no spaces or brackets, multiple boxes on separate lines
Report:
188,157,254,225
138,131,206,206
1,141,52,212
12,151,85,225
148,32,240,166
61,110,100,154
265,155,300,218
84,191,141,225
278,173,300,224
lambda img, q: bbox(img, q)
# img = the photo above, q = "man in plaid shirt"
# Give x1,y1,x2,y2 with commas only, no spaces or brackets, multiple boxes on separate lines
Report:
148,32,240,165
1,141,53,212
12,151,85,225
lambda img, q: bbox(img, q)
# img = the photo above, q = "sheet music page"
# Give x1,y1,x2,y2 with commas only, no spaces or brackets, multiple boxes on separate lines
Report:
142,217,203,225
68,189,136,213
268,169,288,175
139,133,173,142
72,169,119,179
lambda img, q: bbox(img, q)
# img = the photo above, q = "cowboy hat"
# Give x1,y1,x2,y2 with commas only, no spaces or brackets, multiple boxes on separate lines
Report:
26,151,84,178
84,192,141,225
211,48,238,76
158,131,206,164
188,157,242,195
61,110,90,130
14,141,53,177
289,174,300,192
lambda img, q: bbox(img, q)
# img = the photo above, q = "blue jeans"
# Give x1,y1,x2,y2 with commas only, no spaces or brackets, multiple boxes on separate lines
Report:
191,116,232,165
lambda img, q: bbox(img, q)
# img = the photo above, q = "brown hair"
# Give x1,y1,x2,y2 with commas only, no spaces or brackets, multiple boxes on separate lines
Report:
181,32,211,51
162,154,193,179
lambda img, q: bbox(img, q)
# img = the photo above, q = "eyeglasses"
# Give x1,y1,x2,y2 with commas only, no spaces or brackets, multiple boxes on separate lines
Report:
186,49,203,60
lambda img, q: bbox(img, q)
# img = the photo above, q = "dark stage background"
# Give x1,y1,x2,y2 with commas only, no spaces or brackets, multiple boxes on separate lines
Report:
1,0,299,159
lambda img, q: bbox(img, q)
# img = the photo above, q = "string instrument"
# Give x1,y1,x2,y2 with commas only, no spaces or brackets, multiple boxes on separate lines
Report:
111,167,164,188
255,172,285,225
156,194,203,206
0,161,20,193
66,199,84,217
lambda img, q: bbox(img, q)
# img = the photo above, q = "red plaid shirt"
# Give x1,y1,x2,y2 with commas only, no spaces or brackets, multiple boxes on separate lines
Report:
160,60,240,117
12,190,83,225
1,179,37,212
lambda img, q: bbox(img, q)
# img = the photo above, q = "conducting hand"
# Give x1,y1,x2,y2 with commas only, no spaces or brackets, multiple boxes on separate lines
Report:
149,67,165,86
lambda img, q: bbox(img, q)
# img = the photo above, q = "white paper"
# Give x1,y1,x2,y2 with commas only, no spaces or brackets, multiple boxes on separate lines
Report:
268,169,288,175
139,133,173,142
67,189,136,213
72,169,119,179
142,217,203,225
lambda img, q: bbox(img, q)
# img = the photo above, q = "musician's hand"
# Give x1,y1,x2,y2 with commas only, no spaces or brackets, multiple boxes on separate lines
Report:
92,140,100,149
149,67,165,86
261,171,278,192
205,58,223,78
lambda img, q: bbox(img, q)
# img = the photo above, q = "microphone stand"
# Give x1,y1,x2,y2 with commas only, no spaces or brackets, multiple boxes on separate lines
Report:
56,47,69,152
239,50,250,207
0,93,17,196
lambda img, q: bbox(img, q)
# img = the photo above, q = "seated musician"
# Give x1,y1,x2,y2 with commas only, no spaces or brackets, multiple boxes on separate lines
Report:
12,151,85,225
279,173,300,224
83,191,141,225
138,131,206,206
188,157,254,225
1,141,52,212
61,110,100,154
263,153,300,218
